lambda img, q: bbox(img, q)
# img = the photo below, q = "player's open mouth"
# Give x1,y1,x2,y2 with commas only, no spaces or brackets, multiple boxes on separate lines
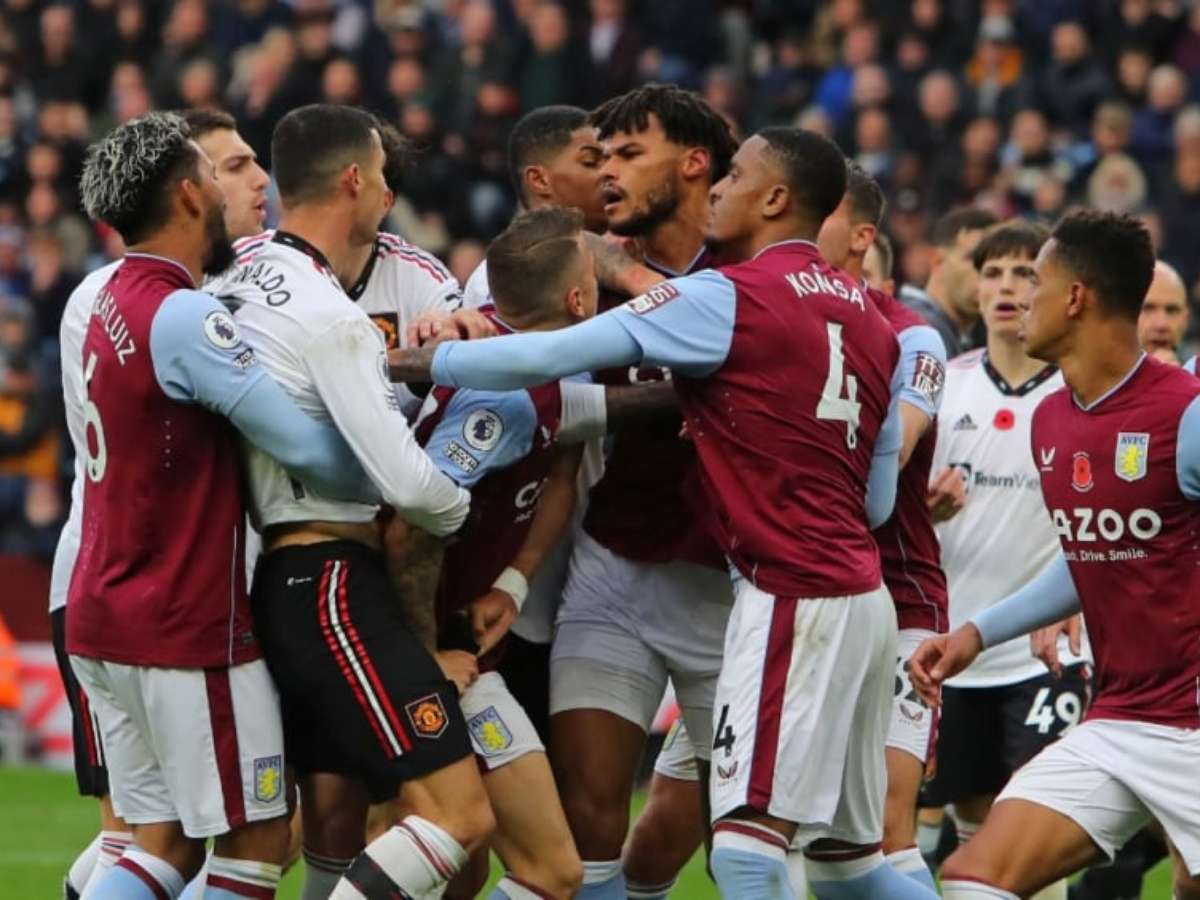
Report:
993,302,1018,315
601,185,624,211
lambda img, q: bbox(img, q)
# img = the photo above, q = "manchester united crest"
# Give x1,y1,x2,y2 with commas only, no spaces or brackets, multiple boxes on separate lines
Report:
1114,432,1149,482
406,694,449,739
1072,451,1094,493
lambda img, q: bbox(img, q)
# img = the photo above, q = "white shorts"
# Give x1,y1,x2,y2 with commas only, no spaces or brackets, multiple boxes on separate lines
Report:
69,656,287,838
887,628,938,763
462,672,544,772
997,718,1200,874
654,718,699,782
708,579,896,848
551,531,733,759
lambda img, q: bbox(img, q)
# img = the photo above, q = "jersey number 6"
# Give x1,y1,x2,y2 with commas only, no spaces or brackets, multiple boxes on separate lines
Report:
816,322,862,449
82,351,108,483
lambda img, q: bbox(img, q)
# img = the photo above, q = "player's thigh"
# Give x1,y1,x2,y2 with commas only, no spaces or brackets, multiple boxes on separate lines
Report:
710,581,894,841
548,706,647,820
999,663,1089,773
254,543,473,808
68,656,175,827
462,672,545,773
145,660,288,840
398,753,494,851
926,683,1006,806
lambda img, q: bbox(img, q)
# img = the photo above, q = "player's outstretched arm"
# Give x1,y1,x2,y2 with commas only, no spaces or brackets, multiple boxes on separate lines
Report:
148,289,377,503
305,316,470,536
896,325,947,468
908,626,983,706
583,231,665,298
866,356,905,528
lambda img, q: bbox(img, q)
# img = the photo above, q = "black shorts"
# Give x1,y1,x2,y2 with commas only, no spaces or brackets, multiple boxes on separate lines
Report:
252,541,471,802
495,634,551,744
924,663,1090,805
50,608,108,797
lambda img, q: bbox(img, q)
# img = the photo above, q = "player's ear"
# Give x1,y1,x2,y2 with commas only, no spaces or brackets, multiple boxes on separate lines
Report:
177,175,204,218
850,223,876,255
565,285,584,320
524,165,551,202
680,147,711,182
1066,281,1087,318
762,183,789,220
343,162,362,197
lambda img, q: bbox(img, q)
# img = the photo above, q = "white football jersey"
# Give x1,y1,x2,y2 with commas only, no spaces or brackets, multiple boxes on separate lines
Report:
933,348,1087,686
208,230,468,536
461,258,490,309
347,231,462,345
48,261,119,613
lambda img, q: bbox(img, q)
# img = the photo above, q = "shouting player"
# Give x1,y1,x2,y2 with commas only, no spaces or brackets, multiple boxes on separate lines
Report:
926,222,1088,899
910,210,1200,900
66,113,373,900
206,104,490,900
390,127,943,900
50,107,271,899
817,162,948,892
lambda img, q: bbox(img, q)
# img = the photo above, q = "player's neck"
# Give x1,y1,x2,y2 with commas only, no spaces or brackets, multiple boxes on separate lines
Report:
642,191,708,273
277,208,361,287
741,220,820,261
127,232,202,287
341,241,375,293
1058,327,1143,408
986,333,1047,386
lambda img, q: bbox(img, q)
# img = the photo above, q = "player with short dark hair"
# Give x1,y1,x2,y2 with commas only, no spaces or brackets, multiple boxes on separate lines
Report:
901,207,999,357
866,233,896,295
51,107,276,899
924,219,1087,900
206,103,492,900
818,162,948,892
911,211,1200,900
66,112,373,900
389,126,941,900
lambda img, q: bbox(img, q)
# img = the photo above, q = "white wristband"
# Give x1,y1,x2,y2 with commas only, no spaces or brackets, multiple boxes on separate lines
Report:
492,566,528,612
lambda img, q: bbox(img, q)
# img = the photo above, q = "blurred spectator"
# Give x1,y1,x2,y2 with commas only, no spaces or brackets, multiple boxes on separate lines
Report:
1039,20,1110,136
1130,64,1189,167
586,0,641,106
928,116,1002,217
814,19,880,128
757,31,820,126
1086,152,1149,214
26,229,76,347
965,15,1031,123
1158,143,1200,291
518,2,587,111
1138,259,1190,362
999,108,1074,215
151,0,218,109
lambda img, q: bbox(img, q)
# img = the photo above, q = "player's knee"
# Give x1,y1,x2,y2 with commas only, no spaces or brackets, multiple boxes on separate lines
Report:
511,845,584,900
881,799,917,854
1173,863,1200,900
217,814,292,865
437,787,496,853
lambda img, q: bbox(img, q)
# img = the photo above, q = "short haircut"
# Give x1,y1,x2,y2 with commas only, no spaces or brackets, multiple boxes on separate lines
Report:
179,108,237,141
80,111,199,244
486,206,584,319
845,161,885,226
971,220,1050,269
1050,210,1155,321
871,232,894,279
591,83,738,181
757,126,847,224
930,207,999,248
508,105,589,206
374,116,413,195
270,104,378,206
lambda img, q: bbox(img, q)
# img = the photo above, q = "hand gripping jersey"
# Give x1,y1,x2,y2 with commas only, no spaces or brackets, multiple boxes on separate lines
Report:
67,255,264,667
209,231,467,535
1033,355,1200,728
868,287,949,631
583,249,725,569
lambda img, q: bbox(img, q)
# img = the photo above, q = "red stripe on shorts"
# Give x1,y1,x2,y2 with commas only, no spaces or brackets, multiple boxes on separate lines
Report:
315,561,397,758
207,873,275,898
78,686,99,766
115,858,170,900
204,669,247,829
335,563,413,753
747,595,799,810
713,820,790,852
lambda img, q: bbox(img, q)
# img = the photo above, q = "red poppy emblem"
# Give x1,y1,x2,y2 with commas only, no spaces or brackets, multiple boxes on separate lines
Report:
993,409,1015,430
1072,451,1094,493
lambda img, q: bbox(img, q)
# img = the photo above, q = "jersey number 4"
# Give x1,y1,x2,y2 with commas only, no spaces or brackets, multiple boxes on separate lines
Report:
816,322,862,449
82,351,108,483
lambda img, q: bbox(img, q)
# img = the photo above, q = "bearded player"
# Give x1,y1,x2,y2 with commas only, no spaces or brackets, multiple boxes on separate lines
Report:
817,163,948,892
390,127,942,900
911,210,1200,900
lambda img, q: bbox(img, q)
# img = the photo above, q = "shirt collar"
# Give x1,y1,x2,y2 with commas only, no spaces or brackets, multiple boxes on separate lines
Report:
123,252,196,288
1072,352,1147,412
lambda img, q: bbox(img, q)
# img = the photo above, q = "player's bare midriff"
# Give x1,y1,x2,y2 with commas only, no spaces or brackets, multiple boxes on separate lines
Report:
264,519,381,552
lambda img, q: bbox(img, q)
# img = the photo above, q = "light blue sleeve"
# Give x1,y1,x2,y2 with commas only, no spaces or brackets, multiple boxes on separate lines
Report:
607,269,737,377
149,288,264,415
971,553,1082,648
430,270,737,389
424,389,537,488
1175,394,1200,501
432,312,642,390
897,325,947,418
1184,356,1197,376
150,288,377,503
865,354,903,528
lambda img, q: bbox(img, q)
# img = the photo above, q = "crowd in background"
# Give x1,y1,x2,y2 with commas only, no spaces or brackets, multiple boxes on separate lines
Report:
1,0,1199,563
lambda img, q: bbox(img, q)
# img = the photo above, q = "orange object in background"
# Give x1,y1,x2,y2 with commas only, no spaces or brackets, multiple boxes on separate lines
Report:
0,613,21,710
